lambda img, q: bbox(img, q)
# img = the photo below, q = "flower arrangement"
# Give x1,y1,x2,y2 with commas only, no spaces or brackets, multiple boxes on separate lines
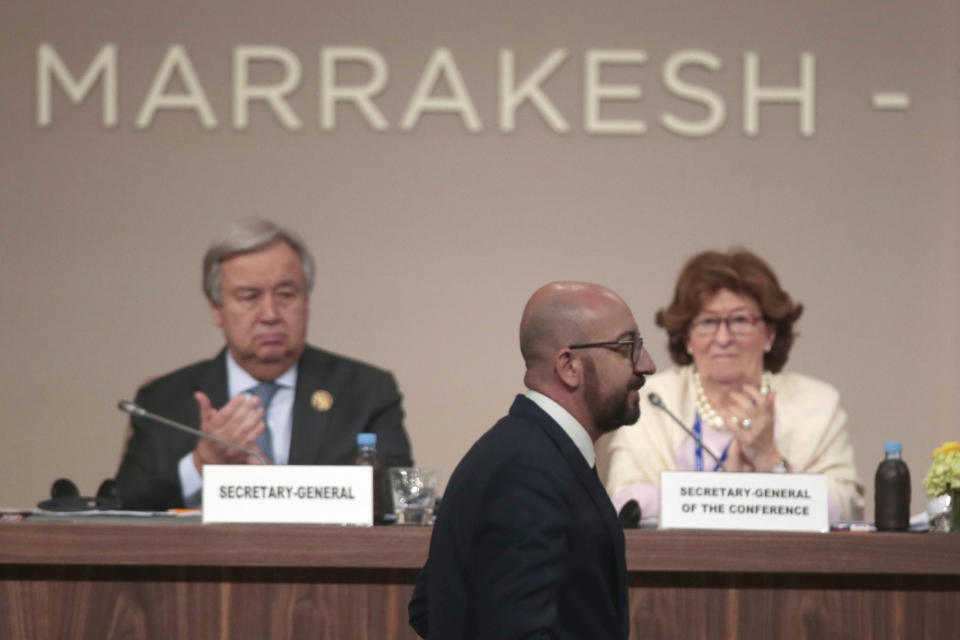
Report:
922,441,960,497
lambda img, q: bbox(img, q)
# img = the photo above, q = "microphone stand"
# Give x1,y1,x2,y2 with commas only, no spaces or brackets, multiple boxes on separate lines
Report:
647,393,727,472
118,401,268,465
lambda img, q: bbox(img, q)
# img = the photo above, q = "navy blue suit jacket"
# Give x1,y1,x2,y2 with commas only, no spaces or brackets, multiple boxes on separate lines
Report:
409,395,628,639
116,345,413,511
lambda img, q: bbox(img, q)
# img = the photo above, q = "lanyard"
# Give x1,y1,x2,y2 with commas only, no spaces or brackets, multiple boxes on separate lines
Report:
692,413,731,472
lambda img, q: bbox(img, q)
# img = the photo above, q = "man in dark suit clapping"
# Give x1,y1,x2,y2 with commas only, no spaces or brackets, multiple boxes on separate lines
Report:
116,219,412,511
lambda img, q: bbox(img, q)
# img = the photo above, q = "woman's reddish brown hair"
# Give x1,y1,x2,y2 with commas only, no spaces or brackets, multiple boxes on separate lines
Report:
656,248,803,373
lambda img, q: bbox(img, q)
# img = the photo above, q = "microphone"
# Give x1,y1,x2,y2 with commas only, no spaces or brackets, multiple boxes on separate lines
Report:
647,392,727,472
618,499,641,528
117,400,268,465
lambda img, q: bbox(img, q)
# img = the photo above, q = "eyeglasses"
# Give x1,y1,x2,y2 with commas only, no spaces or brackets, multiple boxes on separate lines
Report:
689,313,764,336
569,335,644,365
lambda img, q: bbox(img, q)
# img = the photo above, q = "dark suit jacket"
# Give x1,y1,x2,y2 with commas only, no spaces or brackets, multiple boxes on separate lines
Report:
115,345,413,511
408,395,628,639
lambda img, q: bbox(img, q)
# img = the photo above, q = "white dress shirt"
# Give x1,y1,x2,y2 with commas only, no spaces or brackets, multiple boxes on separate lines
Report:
525,389,596,468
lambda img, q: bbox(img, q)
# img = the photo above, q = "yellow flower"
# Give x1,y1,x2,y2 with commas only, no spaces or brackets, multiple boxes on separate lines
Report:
933,441,960,459
924,442,960,496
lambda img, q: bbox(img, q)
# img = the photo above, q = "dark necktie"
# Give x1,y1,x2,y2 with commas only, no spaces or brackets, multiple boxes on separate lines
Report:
249,382,280,462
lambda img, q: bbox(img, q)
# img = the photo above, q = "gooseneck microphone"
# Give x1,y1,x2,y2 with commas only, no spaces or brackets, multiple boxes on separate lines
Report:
647,392,727,472
117,400,268,465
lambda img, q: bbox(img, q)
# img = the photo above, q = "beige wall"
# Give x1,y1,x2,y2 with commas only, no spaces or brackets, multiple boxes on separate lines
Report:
1,1,957,520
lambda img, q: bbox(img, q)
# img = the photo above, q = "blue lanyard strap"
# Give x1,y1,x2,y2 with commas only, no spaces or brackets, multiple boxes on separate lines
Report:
693,413,731,472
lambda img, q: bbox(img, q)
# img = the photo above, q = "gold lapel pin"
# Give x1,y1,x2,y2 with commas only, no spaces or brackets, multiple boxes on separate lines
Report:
311,390,334,412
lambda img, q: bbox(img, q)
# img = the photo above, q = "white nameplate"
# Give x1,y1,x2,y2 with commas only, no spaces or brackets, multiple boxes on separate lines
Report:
202,465,372,525
659,471,828,533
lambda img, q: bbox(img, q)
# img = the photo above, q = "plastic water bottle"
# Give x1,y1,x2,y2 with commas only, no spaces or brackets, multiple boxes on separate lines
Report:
874,441,910,531
354,433,384,523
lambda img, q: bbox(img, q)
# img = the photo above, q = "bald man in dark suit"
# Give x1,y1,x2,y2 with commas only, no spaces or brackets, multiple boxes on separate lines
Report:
409,282,656,639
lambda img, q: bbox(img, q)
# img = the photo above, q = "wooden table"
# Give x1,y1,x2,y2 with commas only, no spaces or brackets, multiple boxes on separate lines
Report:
1,519,958,639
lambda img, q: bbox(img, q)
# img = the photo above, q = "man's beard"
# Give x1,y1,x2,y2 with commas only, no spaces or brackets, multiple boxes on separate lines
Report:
583,358,641,434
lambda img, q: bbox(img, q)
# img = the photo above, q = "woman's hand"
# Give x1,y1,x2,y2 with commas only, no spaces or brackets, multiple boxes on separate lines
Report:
724,437,753,472
726,387,784,472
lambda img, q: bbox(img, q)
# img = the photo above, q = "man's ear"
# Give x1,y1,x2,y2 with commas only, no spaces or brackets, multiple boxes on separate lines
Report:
555,349,582,389
210,301,224,328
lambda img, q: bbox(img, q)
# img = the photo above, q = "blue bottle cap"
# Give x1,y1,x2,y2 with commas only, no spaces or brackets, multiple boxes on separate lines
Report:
884,440,902,454
357,433,377,447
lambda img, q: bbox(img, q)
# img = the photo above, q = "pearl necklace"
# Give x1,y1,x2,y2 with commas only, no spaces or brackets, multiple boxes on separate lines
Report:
693,368,772,429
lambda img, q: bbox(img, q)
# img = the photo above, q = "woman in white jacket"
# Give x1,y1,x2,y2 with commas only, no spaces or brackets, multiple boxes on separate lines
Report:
599,248,864,522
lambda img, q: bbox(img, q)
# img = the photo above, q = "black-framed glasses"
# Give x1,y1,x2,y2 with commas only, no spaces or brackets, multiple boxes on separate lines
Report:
689,314,764,336
569,335,643,365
